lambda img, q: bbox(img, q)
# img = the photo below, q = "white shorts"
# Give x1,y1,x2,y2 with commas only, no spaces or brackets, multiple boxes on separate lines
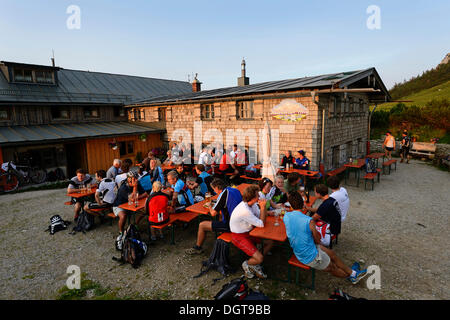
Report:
305,245,331,270
112,206,125,217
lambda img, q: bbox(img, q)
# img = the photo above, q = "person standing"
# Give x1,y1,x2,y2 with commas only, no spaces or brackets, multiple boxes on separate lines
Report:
400,130,412,164
382,131,396,160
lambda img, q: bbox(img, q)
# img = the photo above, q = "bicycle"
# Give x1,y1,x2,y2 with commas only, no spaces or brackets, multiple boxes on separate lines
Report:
0,161,47,194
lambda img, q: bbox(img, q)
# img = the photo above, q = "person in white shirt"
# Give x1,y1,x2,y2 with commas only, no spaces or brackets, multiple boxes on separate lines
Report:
230,185,274,279
114,160,132,187
84,169,116,215
198,147,211,165
327,176,349,222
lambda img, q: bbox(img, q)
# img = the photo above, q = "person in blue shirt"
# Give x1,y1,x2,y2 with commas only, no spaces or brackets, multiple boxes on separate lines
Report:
138,158,165,194
186,178,242,255
166,170,195,208
283,191,368,284
188,164,214,197
294,150,310,170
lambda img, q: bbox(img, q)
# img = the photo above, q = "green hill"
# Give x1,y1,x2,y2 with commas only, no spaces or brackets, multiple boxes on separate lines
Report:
376,80,450,110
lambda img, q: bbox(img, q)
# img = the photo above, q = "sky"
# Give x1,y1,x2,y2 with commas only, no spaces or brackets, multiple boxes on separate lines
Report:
0,0,449,90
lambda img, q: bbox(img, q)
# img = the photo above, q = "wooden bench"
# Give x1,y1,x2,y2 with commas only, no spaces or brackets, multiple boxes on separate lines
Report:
149,215,179,244
382,159,397,174
217,232,233,243
409,142,436,160
64,201,73,205
287,254,315,290
363,168,382,190
88,207,117,225
239,175,262,182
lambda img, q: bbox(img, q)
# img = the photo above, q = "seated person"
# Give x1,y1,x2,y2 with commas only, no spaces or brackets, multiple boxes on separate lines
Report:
198,146,211,166
272,175,288,205
230,185,273,279
283,192,367,284
145,181,174,241
106,159,122,180
114,159,132,186
294,150,310,170
281,150,294,168
258,178,283,211
175,164,186,182
138,158,165,194
306,184,342,238
328,176,349,222
67,168,94,221
163,150,173,165
187,164,214,198
218,150,239,178
284,172,303,195
84,169,116,214
166,170,195,208
186,178,242,255
112,171,147,249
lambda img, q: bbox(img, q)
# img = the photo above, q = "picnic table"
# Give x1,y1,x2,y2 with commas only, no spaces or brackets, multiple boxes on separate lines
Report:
344,159,366,187
185,183,252,215
161,164,176,171
66,186,97,199
249,215,287,243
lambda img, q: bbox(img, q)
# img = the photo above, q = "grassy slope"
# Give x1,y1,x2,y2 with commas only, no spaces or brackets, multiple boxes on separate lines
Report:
373,80,450,111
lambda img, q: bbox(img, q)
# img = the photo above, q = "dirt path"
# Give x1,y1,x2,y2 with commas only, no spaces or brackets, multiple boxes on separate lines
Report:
0,159,448,300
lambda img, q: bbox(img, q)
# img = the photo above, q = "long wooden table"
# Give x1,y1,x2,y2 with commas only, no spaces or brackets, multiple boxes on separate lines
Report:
66,186,97,199
344,159,366,187
249,215,287,242
185,183,252,215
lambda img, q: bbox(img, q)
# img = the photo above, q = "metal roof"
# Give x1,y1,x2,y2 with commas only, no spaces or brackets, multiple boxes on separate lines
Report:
0,62,192,104
0,121,163,146
128,67,390,106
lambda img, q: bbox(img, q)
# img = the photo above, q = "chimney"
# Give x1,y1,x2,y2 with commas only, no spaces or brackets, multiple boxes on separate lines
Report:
192,73,201,92
237,58,249,86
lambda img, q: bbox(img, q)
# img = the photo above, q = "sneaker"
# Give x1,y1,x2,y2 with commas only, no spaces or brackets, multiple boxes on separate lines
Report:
248,264,267,279
348,269,368,284
351,262,361,271
185,246,204,255
242,261,255,279
115,234,123,251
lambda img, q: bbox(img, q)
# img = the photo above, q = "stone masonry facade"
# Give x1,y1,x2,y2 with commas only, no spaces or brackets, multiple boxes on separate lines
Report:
130,91,371,171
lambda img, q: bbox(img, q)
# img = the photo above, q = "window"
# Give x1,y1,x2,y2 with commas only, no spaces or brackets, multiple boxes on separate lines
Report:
236,100,254,119
158,108,166,121
201,104,215,120
35,71,53,84
51,107,70,119
139,109,145,121
83,106,100,118
346,141,353,159
0,108,9,120
335,97,341,116
348,98,353,114
331,146,340,169
119,141,134,156
329,97,336,117
14,68,33,82
114,106,125,117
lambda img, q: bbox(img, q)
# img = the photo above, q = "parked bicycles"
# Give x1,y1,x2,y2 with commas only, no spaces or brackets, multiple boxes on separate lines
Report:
0,161,47,194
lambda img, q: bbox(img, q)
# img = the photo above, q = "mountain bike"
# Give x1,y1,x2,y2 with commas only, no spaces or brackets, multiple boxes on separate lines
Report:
0,161,47,194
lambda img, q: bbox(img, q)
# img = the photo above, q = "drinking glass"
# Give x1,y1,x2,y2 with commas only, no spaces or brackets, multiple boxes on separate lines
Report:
128,194,133,206
274,209,280,226
134,193,139,207
205,192,211,205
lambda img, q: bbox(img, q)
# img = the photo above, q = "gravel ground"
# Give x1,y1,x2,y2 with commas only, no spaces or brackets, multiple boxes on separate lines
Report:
0,158,449,300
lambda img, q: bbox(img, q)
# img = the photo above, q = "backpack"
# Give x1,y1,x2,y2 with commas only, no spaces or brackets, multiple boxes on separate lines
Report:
70,210,95,234
214,276,269,300
46,215,71,235
113,224,147,268
193,238,235,283
214,276,249,300
146,192,170,224
365,158,377,173
315,220,331,247
328,288,367,301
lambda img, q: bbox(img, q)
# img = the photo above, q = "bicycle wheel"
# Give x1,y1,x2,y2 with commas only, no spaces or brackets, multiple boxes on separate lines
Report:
30,169,47,184
0,172,19,193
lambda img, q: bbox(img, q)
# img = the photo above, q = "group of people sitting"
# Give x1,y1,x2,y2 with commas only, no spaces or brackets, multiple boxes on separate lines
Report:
66,148,367,285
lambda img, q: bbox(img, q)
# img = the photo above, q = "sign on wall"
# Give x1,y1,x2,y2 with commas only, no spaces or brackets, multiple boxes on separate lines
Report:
271,98,308,122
